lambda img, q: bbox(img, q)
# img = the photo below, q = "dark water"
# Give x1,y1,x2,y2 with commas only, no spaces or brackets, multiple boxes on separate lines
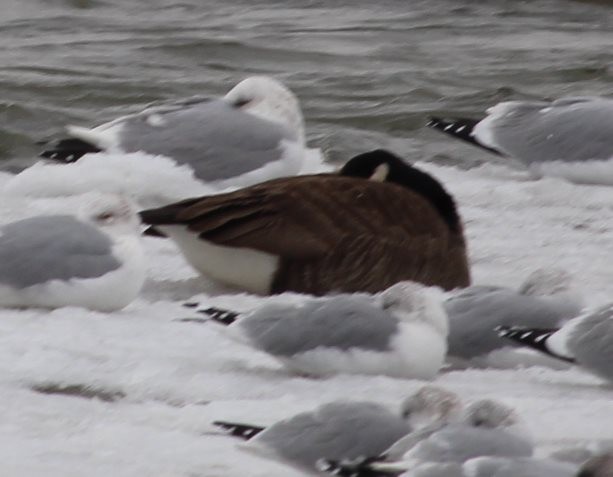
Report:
0,0,611,170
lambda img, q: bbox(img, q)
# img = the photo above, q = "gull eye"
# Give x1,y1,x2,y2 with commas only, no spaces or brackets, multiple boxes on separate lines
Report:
233,98,251,108
96,212,114,222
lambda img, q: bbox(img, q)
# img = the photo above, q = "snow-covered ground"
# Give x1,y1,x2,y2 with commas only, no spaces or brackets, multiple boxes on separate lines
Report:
0,157,612,476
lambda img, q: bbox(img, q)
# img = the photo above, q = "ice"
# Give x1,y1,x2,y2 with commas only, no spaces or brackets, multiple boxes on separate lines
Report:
0,160,612,476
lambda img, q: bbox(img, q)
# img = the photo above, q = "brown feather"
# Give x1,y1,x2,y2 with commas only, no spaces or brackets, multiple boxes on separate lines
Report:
140,172,470,294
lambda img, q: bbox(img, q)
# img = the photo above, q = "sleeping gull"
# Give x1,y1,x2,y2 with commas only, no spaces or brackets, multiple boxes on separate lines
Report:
320,399,532,476
8,76,313,208
0,194,145,311
188,281,448,379
427,97,613,185
497,303,613,384
213,386,463,476
445,268,582,365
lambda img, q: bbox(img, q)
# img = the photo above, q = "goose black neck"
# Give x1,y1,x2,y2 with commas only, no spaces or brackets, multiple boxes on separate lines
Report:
342,150,461,232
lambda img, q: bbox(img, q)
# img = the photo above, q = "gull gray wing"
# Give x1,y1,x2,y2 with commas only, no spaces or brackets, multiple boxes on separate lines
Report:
0,216,120,288
465,457,577,477
240,295,398,356
255,401,411,470
445,286,577,359
119,99,298,182
475,97,613,164
568,304,613,382
406,426,533,463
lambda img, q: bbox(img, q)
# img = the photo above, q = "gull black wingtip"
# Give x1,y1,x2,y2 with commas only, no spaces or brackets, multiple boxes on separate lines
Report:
212,421,265,440
427,115,502,156
496,325,576,364
198,307,240,326
317,456,400,477
40,138,102,163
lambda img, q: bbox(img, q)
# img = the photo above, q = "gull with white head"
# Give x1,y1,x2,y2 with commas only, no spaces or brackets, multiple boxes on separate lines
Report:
186,281,448,379
9,76,309,207
0,193,145,311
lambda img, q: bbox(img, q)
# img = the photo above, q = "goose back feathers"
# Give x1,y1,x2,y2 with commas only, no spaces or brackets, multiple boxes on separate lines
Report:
139,150,470,295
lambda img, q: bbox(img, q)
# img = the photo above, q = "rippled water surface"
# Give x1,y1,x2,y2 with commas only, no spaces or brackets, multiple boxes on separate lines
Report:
1,0,612,169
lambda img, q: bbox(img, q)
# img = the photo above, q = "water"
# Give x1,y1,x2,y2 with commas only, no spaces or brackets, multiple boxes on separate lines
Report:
0,0,611,170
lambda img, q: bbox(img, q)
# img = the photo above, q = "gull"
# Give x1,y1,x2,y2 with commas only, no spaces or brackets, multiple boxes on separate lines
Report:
428,97,613,185
0,194,145,311
445,268,582,364
191,281,448,379
319,399,532,476
213,386,463,476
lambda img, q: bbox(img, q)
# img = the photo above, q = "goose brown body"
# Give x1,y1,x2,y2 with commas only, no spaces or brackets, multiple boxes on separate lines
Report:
140,151,471,295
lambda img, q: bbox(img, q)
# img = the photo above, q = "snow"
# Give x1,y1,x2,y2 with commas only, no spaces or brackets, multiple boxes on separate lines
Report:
0,158,612,476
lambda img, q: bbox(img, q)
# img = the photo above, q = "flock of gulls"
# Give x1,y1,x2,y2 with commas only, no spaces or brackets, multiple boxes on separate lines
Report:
1,75,613,476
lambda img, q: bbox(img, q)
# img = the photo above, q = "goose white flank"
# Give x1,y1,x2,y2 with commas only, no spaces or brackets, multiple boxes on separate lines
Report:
428,97,613,185
194,281,448,379
0,194,145,311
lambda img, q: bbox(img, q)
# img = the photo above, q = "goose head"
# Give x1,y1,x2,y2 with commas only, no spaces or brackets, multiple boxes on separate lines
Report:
339,150,461,232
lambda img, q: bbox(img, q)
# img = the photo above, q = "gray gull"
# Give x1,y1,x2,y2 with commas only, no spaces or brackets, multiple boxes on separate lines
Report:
0,194,145,311
445,268,582,363
196,281,448,379
213,386,462,476
428,97,613,185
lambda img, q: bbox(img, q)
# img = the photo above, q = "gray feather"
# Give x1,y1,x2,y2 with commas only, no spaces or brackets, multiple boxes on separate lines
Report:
407,425,533,463
482,97,613,164
0,215,120,288
255,401,411,470
240,295,398,356
568,304,613,383
119,99,295,182
445,286,580,359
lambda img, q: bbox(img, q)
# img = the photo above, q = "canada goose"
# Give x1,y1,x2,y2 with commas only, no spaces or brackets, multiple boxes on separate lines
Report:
139,149,471,295
0,194,145,311
427,97,613,185
39,76,306,190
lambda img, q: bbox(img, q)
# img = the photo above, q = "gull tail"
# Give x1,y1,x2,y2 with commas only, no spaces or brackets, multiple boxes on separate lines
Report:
40,137,102,163
426,116,502,155
213,421,265,440
316,456,401,477
198,307,241,326
496,326,575,363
